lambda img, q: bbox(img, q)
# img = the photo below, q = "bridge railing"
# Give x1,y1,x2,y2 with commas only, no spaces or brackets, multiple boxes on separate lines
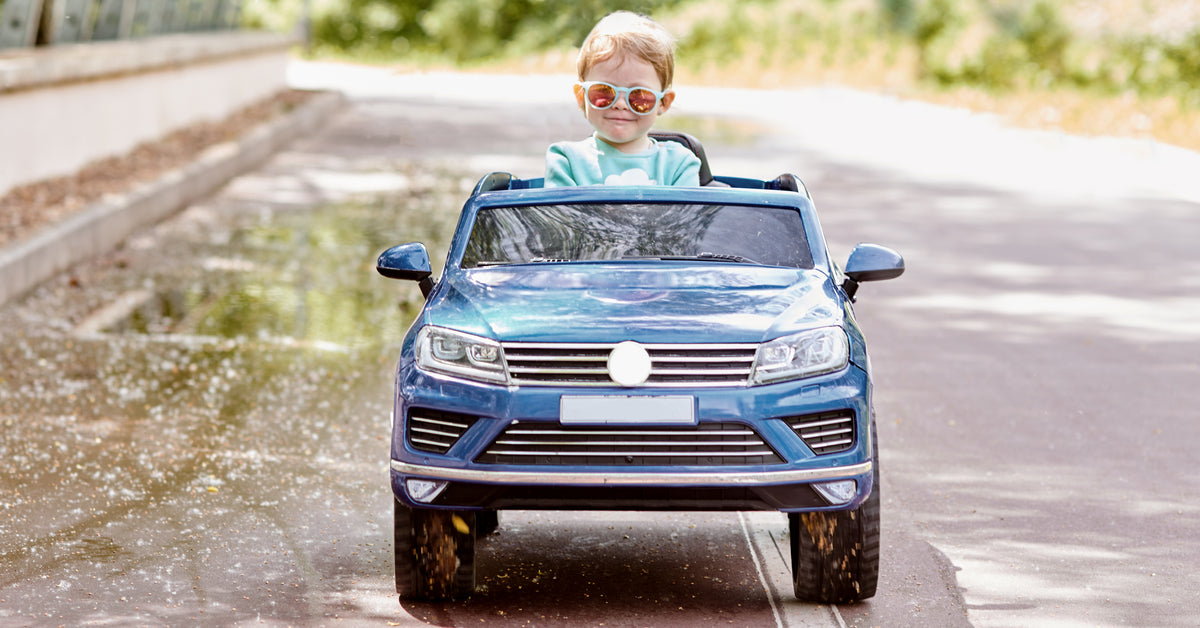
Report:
0,0,241,49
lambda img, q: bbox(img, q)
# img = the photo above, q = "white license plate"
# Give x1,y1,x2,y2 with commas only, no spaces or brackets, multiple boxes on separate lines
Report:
560,395,696,425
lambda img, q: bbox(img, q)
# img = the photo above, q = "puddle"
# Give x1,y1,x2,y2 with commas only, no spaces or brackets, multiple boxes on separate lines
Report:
0,159,475,622
71,191,460,350
79,279,419,351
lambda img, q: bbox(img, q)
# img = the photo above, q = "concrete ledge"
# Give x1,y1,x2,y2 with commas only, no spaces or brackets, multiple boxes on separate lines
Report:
0,31,301,195
0,31,297,94
0,89,346,306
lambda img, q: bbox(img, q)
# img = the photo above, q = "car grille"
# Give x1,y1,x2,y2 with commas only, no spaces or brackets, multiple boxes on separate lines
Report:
407,408,479,454
787,412,855,455
475,421,783,466
502,342,757,388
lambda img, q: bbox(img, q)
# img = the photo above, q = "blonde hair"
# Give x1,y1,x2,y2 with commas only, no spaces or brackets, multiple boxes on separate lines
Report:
577,11,676,89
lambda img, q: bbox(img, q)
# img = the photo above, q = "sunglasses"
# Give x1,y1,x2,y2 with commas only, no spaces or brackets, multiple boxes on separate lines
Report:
577,81,667,115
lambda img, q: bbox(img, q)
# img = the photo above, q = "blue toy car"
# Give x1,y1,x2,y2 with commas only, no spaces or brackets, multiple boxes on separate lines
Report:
377,133,904,603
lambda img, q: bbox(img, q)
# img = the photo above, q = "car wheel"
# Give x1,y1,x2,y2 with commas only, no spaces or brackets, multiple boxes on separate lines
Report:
476,510,501,537
394,499,476,600
789,423,880,603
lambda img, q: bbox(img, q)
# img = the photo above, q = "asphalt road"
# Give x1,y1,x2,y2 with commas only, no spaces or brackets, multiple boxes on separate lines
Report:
2,62,1197,626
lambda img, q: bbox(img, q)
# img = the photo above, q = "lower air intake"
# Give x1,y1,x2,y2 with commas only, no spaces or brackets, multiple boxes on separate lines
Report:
407,408,478,454
476,421,782,466
788,412,855,455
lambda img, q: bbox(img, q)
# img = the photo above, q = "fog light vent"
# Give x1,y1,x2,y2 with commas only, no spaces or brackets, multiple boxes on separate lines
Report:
788,412,854,455
407,408,479,454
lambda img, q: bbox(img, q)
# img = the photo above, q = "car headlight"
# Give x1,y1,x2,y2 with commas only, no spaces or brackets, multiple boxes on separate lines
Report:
416,326,508,384
751,327,849,385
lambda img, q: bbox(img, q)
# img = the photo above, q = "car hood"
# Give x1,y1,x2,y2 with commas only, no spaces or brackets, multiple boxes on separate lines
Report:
421,264,844,344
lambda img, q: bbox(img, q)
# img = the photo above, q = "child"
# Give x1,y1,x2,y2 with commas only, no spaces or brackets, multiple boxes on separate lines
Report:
545,11,701,187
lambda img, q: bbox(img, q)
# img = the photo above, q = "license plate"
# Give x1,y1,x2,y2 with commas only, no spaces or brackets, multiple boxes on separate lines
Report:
560,395,696,425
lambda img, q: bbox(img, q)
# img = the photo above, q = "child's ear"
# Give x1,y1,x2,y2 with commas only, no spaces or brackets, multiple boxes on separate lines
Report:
573,83,586,110
659,90,676,113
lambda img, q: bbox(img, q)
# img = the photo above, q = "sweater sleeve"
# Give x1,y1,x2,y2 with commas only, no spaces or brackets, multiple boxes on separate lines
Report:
544,143,578,187
665,144,702,187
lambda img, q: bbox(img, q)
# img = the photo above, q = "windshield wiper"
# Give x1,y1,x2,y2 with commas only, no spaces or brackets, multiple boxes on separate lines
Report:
622,252,760,264
473,258,571,267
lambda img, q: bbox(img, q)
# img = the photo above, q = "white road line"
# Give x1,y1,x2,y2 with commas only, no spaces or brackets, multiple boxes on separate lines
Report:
830,603,848,628
739,511,785,628
742,511,851,627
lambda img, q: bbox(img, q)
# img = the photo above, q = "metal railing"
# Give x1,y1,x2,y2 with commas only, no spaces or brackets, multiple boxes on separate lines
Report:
0,0,241,49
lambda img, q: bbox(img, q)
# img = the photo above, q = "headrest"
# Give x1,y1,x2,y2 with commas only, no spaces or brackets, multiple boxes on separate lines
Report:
649,131,715,186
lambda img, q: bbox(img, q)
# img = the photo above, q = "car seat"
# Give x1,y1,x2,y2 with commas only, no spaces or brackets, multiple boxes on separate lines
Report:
649,131,722,186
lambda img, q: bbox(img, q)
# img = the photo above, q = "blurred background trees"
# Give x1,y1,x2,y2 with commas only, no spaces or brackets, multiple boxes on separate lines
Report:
241,0,1200,109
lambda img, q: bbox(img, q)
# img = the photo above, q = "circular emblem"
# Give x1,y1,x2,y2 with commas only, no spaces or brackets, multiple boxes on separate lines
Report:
608,341,652,387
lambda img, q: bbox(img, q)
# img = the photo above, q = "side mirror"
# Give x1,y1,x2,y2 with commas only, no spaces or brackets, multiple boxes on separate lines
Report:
842,243,904,300
377,243,435,298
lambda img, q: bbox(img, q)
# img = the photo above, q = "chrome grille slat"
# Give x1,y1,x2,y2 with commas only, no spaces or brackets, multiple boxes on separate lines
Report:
477,421,783,466
508,355,608,362
505,428,755,436
485,449,779,457
650,367,749,375
801,427,853,439
507,343,755,350
412,416,472,429
505,379,747,389
502,341,758,388
411,437,454,448
508,366,611,374
407,409,479,455
788,412,855,455
492,439,767,447
412,426,465,439
792,417,847,429
810,438,853,451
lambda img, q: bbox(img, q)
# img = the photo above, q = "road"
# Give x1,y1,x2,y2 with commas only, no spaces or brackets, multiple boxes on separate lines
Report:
1,61,1197,626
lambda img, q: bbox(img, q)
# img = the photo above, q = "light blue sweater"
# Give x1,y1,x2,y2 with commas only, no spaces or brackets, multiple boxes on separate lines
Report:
545,134,701,187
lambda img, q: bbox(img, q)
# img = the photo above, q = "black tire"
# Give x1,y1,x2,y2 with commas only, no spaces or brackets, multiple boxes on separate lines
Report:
394,499,476,600
476,510,501,537
790,424,880,603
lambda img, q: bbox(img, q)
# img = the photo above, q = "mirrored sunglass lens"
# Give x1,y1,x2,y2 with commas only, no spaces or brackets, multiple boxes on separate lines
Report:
628,89,657,113
587,84,615,108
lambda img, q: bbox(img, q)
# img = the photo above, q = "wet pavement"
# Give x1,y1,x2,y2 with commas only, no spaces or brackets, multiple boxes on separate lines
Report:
15,60,1198,627
0,159,449,625
0,81,842,626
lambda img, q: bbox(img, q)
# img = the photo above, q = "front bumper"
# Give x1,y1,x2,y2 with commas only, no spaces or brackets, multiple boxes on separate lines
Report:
390,363,875,513
391,460,873,511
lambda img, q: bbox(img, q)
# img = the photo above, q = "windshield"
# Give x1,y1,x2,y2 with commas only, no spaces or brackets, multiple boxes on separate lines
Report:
462,203,812,269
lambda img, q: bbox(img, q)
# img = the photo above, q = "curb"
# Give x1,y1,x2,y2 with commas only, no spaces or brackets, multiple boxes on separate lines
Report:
0,89,346,307
0,32,298,95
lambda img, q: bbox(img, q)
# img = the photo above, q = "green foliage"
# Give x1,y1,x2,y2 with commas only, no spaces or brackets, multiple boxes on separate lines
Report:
308,0,684,62
894,0,1200,103
912,0,1072,89
671,0,894,73
293,0,1200,108
881,0,918,33
309,0,435,57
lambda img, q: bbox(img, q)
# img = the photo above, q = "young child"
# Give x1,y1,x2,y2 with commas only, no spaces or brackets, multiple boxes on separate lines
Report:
545,12,701,187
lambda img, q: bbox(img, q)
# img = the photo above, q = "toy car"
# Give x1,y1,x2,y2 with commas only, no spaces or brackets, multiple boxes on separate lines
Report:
376,132,904,603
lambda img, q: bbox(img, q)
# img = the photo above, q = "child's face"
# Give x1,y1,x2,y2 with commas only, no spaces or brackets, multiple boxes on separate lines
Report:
576,54,674,153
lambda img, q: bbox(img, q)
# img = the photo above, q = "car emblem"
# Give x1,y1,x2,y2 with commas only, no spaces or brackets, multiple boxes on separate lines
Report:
607,341,652,387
